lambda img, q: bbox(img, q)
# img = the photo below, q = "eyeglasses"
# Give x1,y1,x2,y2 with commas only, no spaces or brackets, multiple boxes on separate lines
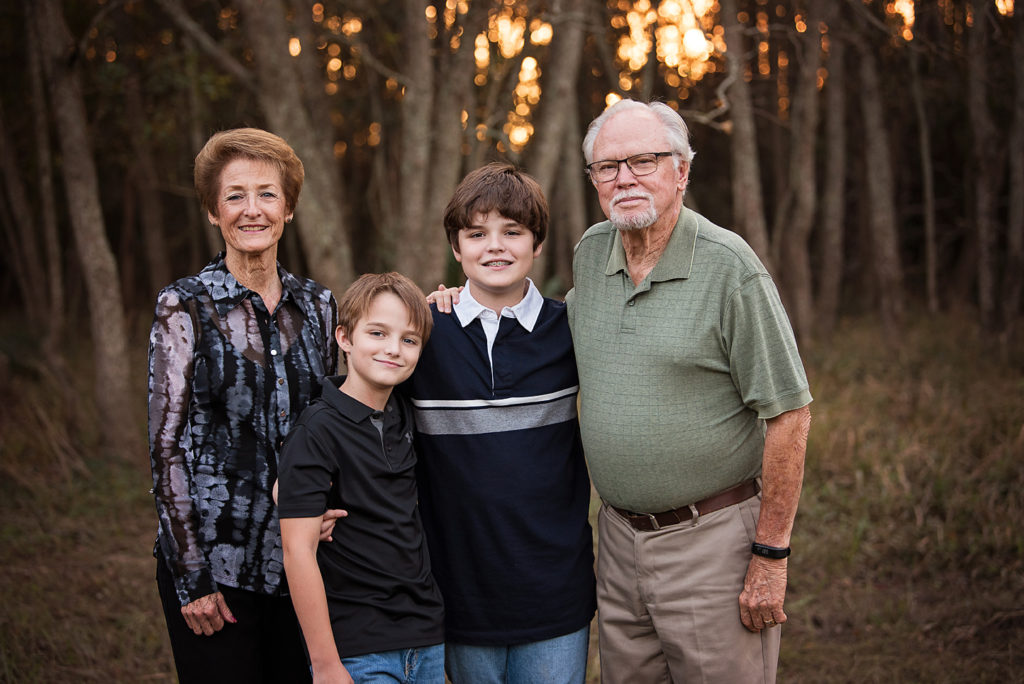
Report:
585,152,675,183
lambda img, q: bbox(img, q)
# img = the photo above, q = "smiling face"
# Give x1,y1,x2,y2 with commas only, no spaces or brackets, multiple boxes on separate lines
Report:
591,110,688,233
454,210,542,312
209,158,291,260
337,292,424,410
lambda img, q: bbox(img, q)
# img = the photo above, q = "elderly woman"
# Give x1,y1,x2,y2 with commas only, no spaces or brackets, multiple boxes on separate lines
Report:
148,128,340,682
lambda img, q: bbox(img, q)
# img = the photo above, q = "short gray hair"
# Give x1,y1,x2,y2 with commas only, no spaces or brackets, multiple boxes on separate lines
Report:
582,99,695,165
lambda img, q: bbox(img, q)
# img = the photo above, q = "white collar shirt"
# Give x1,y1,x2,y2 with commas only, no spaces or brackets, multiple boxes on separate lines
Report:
453,279,543,376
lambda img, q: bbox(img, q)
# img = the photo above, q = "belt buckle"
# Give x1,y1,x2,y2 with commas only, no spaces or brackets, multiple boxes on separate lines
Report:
645,503,700,531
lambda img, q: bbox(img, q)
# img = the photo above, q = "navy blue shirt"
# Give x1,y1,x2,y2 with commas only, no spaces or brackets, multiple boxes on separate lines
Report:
278,376,445,658
404,298,596,645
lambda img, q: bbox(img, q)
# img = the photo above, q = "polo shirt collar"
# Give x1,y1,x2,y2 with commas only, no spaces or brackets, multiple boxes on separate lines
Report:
604,207,698,283
453,278,543,332
318,375,383,423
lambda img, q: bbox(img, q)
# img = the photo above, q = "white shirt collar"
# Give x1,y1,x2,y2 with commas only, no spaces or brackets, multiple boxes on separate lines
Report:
453,278,543,332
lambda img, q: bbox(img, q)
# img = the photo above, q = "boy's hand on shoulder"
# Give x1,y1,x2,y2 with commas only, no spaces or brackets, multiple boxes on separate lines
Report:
319,508,348,542
426,284,462,314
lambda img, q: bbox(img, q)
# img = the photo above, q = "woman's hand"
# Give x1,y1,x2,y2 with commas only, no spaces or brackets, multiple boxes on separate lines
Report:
426,284,462,313
181,591,236,636
319,508,348,542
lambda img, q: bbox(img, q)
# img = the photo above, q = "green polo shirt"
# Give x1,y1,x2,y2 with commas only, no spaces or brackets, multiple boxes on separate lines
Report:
566,207,812,512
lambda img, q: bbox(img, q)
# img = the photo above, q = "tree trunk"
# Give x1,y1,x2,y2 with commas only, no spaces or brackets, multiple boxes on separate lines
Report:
124,73,172,300
1002,9,1024,345
526,0,587,288
288,0,339,158
966,4,1001,330
771,0,823,343
236,0,353,297
0,103,47,326
909,45,938,313
552,108,589,295
181,34,220,265
119,171,140,312
817,33,846,337
720,0,772,269
421,1,493,288
33,0,137,457
857,45,904,331
26,7,65,352
393,0,439,290
157,0,354,295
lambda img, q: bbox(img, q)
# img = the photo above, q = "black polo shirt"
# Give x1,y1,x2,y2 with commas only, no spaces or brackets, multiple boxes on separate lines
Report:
278,376,444,658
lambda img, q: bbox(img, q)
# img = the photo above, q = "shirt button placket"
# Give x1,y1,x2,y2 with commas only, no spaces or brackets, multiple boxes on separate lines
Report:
620,274,638,333
269,322,291,440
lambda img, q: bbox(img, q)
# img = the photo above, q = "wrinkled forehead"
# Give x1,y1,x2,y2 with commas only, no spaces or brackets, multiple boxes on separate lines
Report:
593,110,669,160
218,157,282,189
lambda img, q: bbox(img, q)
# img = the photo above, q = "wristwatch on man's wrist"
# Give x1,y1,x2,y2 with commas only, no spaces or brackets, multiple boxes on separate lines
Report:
751,542,791,559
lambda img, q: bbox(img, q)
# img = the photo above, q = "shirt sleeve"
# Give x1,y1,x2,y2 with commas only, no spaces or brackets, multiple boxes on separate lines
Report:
147,288,218,605
322,292,339,376
724,273,813,420
278,420,336,519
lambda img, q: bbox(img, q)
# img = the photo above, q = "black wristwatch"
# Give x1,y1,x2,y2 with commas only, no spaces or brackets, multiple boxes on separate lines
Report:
751,542,791,559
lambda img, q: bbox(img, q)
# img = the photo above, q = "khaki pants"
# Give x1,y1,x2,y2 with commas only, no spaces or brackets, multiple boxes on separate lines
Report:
596,495,780,683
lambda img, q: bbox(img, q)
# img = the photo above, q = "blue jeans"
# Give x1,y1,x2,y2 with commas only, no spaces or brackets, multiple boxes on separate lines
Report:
341,644,445,683
445,625,590,684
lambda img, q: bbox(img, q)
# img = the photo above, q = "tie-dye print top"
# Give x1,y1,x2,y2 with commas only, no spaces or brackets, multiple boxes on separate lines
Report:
148,254,337,606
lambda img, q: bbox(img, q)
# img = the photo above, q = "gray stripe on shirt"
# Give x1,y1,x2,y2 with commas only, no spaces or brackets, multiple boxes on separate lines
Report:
413,394,578,436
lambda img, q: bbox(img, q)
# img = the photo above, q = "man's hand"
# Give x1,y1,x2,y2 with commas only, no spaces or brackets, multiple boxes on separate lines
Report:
426,284,462,313
180,591,236,636
738,556,788,632
319,508,347,542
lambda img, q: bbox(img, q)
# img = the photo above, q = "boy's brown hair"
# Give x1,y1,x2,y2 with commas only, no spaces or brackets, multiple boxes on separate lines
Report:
336,272,433,348
443,162,549,252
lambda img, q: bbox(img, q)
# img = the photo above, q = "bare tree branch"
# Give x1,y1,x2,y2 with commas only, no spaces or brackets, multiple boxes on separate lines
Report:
153,0,258,93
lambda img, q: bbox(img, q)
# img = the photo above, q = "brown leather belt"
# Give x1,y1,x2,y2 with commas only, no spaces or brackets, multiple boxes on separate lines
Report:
612,479,759,531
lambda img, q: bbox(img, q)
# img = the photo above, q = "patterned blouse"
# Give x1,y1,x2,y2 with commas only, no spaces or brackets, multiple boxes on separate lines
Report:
148,254,337,606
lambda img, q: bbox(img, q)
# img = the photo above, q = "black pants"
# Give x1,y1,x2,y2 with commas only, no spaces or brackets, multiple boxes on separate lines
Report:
156,554,311,683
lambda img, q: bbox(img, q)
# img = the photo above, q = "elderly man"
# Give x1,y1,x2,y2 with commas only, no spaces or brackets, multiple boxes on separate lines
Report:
565,99,812,683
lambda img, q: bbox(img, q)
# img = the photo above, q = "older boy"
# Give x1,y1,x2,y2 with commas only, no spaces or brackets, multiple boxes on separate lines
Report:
278,273,445,684
404,163,596,684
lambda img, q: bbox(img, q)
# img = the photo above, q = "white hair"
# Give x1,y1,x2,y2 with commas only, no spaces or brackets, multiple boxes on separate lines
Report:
582,99,696,165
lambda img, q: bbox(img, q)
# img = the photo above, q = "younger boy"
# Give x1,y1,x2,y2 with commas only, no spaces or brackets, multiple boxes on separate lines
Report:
278,272,444,684
404,163,596,683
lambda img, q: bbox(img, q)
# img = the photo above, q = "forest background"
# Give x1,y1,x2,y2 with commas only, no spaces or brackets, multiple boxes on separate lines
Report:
0,0,1022,681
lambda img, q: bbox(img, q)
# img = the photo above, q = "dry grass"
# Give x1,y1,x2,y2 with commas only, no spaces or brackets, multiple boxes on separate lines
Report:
0,311,1021,682
779,313,1024,682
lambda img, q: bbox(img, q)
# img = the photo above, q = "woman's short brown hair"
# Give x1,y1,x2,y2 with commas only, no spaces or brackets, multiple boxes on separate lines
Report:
194,128,304,217
337,272,433,346
443,162,549,252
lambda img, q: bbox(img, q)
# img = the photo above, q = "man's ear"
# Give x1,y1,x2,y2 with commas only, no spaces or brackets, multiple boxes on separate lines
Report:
676,160,690,193
452,242,463,263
